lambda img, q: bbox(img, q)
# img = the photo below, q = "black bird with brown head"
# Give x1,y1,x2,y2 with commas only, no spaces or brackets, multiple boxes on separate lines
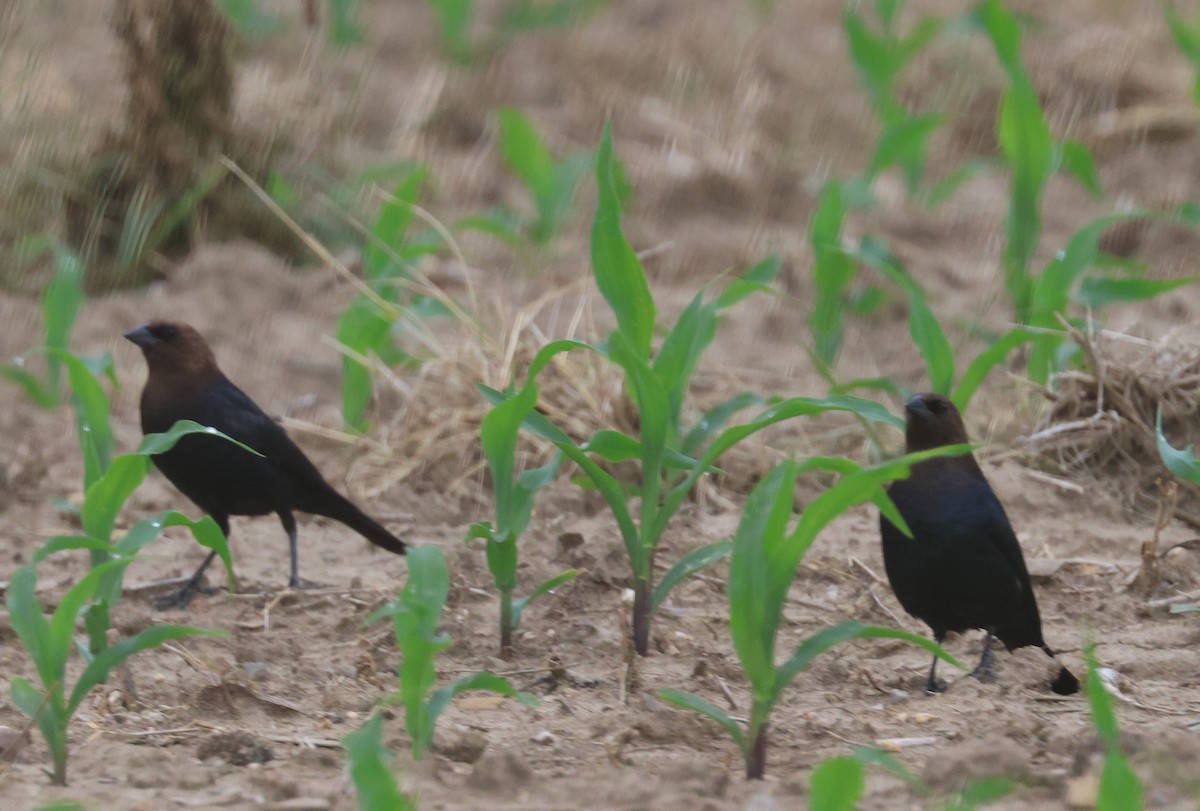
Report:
125,321,407,607
880,392,1078,695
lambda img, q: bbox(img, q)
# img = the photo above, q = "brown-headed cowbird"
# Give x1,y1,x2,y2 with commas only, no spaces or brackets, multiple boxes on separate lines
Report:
880,392,1078,695
125,321,406,607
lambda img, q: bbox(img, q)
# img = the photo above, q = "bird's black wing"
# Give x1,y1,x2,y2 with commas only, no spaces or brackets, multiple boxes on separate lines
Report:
193,378,334,491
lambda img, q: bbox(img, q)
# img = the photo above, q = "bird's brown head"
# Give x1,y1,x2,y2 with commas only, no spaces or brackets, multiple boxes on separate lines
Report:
904,392,970,452
124,321,221,383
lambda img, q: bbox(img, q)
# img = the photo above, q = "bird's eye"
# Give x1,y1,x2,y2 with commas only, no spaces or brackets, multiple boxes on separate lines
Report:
151,324,179,341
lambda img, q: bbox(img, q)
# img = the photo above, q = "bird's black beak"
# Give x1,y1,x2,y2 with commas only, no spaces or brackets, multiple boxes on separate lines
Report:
124,325,159,348
904,394,933,421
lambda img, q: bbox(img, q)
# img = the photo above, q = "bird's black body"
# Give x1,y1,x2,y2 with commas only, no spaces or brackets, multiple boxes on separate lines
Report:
880,393,1078,695
125,321,406,606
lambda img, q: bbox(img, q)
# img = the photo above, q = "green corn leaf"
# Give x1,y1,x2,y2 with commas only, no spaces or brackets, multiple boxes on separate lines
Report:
1097,750,1141,811
855,238,954,394
728,462,798,693
827,376,904,397
850,745,926,789
943,777,1015,811
32,535,116,563
607,332,671,547
542,152,592,240
0,364,55,409
1057,140,1103,197
868,112,942,190
10,676,62,772
365,166,428,280
499,0,605,34
218,0,286,37
343,712,414,811
48,350,115,490
114,511,235,594
1073,276,1199,309
774,621,962,706
423,672,537,756
654,291,718,427
6,565,55,689
973,0,1023,80
952,327,1038,412
592,123,655,358
511,569,578,629
656,689,745,750
810,756,865,811
42,246,85,402
426,0,473,62
1157,408,1200,483
497,108,556,217
137,419,262,457
1083,645,1143,810
784,446,969,571
809,182,854,367
49,561,128,677
924,157,996,207
479,383,640,557
503,415,641,553
69,625,223,716
481,382,540,532
453,207,525,247
337,297,392,432
650,540,731,614
328,0,362,46
80,455,150,544
680,392,764,456
714,254,782,309
580,428,643,462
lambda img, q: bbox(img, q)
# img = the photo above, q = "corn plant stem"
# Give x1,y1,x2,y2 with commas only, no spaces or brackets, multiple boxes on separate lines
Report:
499,589,514,660
746,720,768,780
632,573,653,657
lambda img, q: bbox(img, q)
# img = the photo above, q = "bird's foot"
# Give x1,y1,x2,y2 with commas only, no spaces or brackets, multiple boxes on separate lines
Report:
969,664,997,684
153,579,216,610
923,678,947,694
287,577,328,591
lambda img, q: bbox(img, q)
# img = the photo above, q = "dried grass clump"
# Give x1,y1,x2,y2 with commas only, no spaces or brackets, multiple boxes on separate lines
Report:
339,282,790,511
1025,327,1200,521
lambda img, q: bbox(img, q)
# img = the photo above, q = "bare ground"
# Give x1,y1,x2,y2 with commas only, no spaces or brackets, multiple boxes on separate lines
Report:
1,1,1200,809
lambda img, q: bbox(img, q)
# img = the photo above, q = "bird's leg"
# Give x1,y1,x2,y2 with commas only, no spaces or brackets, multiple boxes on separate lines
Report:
155,513,229,609
155,550,219,609
924,654,945,694
969,632,997,684
279,510,324,590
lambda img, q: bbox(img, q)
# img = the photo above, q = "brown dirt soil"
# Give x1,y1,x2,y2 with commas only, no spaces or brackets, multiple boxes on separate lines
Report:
2,1,1200,809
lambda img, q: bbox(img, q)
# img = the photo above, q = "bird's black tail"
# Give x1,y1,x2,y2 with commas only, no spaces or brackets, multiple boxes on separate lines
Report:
1040,644,1080,695
1050,665,1079,695
309,490,408,556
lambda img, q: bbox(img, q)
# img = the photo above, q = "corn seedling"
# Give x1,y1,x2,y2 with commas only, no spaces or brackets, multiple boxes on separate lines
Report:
467,381,575,658
1,244,85,409
8,534,224,785
495,107,592,244
660,453,965,779
970,0,1103,325
368,545,536,758
843,0,945,194
1165,0,1200,107
487,124,909,655
46,421,241,658
336,165,449,431
342,711,417,811
1083,644,1143,808
425,0,605,65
